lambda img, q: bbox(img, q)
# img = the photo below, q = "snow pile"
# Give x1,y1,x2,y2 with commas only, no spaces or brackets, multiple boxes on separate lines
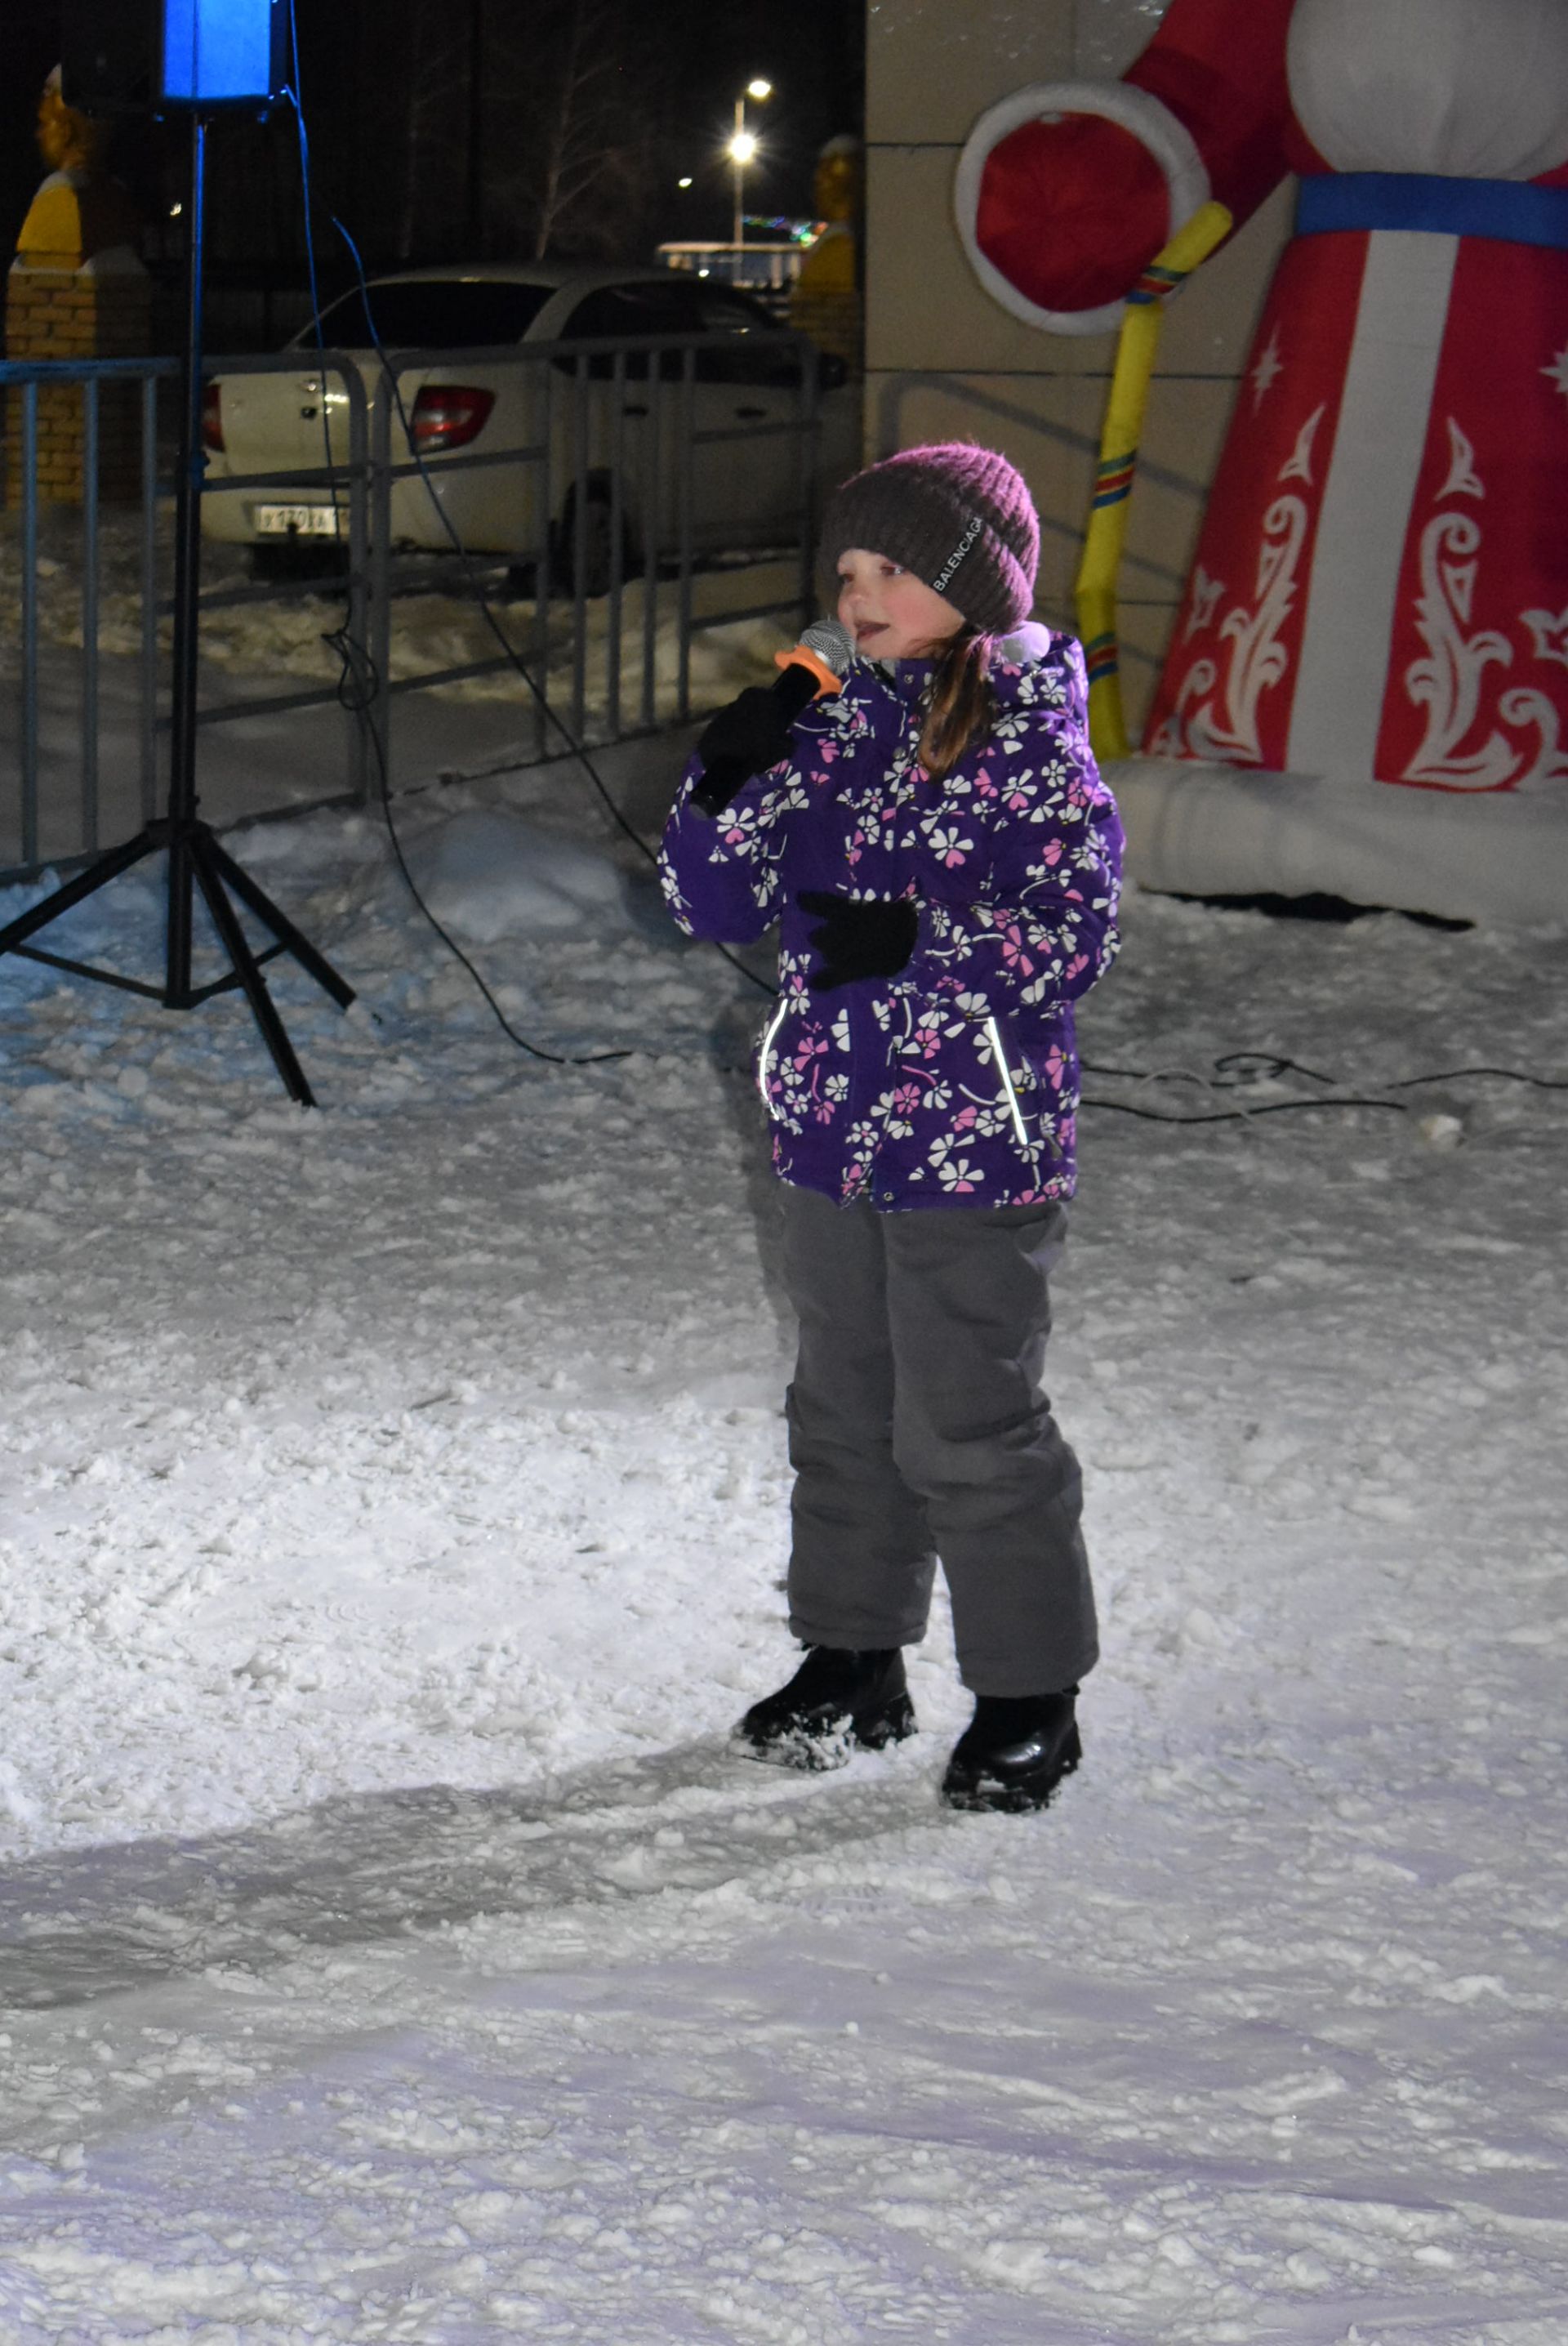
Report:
401,809,635,940
192,573,795,723
2,747,1568,2343
1,508,796,723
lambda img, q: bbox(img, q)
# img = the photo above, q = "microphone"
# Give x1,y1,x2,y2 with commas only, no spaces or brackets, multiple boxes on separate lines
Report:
772,616,854,701
691,618,853,814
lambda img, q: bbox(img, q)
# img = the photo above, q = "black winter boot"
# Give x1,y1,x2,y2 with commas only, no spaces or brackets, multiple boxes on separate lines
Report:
941,1688,1081,1813
735,1645,915,1771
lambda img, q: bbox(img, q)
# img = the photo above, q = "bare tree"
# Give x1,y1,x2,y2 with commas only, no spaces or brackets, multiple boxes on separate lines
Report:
487,0,665,261
394,0,468,261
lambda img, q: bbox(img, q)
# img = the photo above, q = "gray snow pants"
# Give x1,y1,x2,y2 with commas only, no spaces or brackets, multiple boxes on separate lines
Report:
778,1180,1098,1697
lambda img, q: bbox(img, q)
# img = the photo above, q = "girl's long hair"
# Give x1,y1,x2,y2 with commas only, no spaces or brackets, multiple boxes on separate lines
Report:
917,626,995,783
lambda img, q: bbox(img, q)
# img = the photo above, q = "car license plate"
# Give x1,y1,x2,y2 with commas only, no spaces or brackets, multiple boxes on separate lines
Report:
254,504,342,537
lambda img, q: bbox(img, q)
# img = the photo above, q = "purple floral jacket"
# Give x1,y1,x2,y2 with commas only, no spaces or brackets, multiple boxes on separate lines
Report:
658,623,1123,1211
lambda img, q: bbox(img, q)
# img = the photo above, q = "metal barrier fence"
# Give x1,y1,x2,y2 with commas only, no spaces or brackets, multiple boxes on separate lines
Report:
2,357,172,873
2,327,827,883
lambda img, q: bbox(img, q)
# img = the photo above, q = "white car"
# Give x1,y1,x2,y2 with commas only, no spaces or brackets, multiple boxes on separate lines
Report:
200,263,854,590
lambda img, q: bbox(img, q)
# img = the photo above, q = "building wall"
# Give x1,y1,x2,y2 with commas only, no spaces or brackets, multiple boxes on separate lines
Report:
863,0,1293,732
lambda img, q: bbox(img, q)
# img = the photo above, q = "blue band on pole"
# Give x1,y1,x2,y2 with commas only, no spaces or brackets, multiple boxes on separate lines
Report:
1296,172,1568,253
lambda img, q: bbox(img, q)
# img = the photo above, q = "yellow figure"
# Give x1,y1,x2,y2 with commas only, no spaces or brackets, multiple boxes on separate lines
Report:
790,136,861,372
16,68,141,269
7,69,149,508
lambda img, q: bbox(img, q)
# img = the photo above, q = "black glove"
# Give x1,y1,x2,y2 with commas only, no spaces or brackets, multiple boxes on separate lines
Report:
798,890,919,990
691,687,797,815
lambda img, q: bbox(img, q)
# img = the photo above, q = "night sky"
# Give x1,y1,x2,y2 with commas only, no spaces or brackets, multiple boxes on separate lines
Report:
6,1,866,299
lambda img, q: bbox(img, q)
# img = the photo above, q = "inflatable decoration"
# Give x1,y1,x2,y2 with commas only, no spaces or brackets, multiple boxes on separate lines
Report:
791,135,862,372
956,0,1568,924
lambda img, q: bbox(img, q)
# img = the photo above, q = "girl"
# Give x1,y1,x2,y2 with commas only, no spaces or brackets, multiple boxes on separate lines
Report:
658,444,1123,1813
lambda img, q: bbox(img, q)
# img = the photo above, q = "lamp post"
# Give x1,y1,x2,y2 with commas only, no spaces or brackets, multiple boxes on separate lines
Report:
728,77,773,261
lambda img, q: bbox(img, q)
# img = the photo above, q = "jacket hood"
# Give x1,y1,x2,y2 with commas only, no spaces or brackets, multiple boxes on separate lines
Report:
856,619,1058,708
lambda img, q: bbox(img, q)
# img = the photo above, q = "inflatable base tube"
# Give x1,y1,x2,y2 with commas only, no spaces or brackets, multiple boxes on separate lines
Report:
1111,754,1568,928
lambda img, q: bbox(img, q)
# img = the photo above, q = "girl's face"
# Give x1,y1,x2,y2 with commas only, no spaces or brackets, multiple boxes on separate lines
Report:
835,547,966,661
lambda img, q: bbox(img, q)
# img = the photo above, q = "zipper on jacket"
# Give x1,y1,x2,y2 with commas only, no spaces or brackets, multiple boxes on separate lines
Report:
756,997,791,1108
985,1015,1031,1152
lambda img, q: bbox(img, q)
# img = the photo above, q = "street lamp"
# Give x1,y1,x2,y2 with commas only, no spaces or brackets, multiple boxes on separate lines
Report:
728,78,773,256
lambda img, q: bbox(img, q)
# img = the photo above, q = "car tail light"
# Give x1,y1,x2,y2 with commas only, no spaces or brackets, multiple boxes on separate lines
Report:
202,381,224,452
409,386,495,453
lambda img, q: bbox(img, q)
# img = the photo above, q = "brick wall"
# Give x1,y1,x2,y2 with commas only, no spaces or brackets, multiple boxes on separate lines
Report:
5,263,153,507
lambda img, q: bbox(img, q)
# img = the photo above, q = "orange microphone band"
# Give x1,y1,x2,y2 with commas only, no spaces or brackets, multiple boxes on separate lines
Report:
774,644,844,698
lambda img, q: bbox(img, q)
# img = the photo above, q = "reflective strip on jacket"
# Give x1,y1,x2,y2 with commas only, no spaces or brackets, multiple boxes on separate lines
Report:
658,624,1124,1211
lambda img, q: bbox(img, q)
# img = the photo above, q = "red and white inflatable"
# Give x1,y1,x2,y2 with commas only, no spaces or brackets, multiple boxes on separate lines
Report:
956,0,1568,922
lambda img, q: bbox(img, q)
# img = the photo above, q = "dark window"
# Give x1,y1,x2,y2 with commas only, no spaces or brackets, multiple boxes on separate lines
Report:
683,285,802,387
556,283,695,378
305,280,555,351
554,279,800,387
684,285,777,335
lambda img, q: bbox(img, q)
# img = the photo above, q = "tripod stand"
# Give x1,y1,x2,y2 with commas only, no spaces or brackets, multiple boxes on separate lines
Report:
0,112,354,1108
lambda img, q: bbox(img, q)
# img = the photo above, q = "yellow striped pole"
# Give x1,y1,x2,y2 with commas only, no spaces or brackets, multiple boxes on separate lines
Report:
1074,198,1233,762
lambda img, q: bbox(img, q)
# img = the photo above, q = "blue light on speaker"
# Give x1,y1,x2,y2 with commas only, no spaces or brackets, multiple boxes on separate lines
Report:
161,0,282,105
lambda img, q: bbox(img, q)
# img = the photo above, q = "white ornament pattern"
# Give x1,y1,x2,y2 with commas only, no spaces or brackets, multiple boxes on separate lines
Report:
1184,566,1226,640
1402,497,1568,791
1541,344,1568,404
1251,325,1285,408
1279,403,1327,488
1523,606,1568,667
1163,493,1309,764
1438,418,1485,502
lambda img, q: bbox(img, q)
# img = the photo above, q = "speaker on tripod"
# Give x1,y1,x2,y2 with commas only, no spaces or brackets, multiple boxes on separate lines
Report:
60,0,291,113
0,0,354,1107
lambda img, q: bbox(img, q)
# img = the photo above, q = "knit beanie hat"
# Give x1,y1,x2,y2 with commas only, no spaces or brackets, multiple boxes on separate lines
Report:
820,442,1040,635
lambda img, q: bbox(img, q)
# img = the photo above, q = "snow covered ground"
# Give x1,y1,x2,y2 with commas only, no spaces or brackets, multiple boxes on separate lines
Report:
2,727,1567,2343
